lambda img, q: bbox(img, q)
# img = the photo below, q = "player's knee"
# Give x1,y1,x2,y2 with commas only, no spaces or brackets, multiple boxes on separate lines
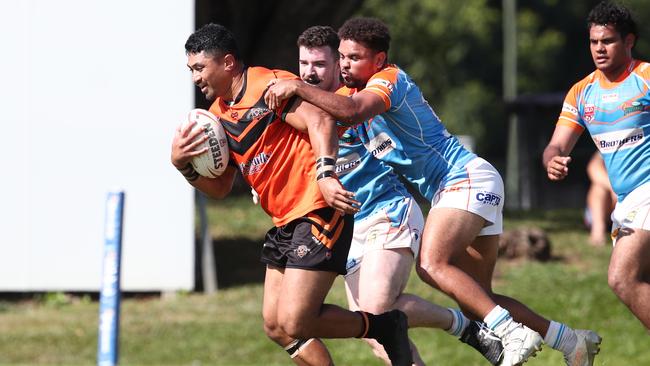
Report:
278,314,310,339
607,266,632,298
263,317,286,343
415,260,444,283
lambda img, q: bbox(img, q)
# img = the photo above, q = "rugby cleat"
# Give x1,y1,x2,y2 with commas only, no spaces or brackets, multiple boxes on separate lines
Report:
494,318,543,366
460,321,504,365
563,329,602,366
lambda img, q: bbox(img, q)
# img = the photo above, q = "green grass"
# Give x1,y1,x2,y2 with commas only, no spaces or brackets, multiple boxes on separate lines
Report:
1,198,648,365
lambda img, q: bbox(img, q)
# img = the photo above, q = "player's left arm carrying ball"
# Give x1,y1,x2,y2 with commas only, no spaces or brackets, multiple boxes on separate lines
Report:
170,119,237,199
284,97,360,214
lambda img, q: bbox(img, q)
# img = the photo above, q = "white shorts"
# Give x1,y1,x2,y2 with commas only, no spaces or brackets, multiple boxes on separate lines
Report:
345,197,424,276
431,157,504,236
611,182,650,246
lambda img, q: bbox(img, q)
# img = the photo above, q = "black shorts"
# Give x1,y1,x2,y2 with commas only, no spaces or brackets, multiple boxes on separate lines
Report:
260,207,353,275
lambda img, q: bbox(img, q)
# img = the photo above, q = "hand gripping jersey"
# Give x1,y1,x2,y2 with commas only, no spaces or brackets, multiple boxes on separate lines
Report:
558,60,650,201
339,65,477,201
210,67,328,226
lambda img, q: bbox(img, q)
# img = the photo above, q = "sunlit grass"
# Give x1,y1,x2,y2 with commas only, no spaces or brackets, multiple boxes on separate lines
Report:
0,200,648,365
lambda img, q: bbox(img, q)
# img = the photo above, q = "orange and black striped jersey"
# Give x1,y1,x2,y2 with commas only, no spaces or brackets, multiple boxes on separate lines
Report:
209,66,328,226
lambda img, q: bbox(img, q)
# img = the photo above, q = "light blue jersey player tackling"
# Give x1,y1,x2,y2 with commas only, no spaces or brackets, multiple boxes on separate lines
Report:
337,65,503,234
335,121,421,274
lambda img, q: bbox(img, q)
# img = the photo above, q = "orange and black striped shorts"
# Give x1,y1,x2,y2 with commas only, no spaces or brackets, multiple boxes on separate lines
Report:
260,207,353,275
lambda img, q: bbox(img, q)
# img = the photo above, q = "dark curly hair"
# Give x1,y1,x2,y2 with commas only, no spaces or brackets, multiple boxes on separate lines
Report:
338,17,390,54
185,23,240,60
587,1,637,42
297,25,340,57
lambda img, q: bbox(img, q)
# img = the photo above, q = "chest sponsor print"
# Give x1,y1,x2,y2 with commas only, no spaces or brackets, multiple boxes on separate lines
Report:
336,153,361,177
592,127,644,153
364,132,396,159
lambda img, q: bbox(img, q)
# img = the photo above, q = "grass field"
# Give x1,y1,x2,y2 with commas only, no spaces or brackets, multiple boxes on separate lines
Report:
0,195,648,365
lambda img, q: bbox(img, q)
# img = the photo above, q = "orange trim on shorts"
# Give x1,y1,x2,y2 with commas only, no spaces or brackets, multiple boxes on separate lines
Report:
308,210,344,249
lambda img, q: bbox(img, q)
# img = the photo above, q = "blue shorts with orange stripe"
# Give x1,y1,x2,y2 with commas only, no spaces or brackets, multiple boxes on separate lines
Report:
260,207,353,275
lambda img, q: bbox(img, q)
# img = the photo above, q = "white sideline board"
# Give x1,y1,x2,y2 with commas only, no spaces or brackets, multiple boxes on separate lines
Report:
0,0,196,291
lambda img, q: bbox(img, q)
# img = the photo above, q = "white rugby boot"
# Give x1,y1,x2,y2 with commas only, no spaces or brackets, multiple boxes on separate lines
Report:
494,318,543,366
563,329,602,366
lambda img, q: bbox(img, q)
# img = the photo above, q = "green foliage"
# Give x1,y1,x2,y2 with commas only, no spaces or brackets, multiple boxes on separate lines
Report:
358,0,501,155
37,292,72,308
353,0,650,159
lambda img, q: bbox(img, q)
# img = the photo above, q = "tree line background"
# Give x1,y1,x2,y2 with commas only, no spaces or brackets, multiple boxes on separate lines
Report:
196,0,650,206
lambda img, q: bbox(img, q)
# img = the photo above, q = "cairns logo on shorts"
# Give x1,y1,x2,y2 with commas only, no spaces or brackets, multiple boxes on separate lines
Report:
476,191,502,206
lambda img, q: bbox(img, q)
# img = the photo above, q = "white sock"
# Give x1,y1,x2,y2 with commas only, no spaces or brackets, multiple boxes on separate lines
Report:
544,321,577,354
446,308,470,337
484,305,511,330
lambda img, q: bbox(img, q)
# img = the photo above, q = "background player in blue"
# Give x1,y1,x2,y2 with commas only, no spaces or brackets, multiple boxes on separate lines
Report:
289,25,503,365
267,17,601,366
543,0,650,330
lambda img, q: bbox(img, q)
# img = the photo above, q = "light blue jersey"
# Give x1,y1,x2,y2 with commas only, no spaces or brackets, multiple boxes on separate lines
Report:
340,65,477,201
558,60,650,201
337,122,411,222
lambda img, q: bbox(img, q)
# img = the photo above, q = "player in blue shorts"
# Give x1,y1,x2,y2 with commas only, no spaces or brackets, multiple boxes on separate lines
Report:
266,17,601,366
543,0,650,330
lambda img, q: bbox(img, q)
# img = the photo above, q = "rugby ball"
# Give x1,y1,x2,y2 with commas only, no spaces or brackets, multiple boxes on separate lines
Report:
186,108,229,178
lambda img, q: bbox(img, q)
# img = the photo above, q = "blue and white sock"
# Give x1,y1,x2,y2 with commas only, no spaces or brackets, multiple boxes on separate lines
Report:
484,305,511,330
446,308,470,337
544,321,577,354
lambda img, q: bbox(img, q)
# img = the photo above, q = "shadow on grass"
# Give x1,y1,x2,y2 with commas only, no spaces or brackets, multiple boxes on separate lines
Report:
196,237,266,290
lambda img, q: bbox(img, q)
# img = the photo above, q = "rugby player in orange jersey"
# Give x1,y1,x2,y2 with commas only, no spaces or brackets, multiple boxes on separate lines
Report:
170,23,413,366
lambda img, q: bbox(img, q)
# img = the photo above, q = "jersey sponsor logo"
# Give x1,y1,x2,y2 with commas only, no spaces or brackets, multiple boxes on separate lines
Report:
339,130,360,145
475,191,502,206
593,128,644,153
562,103,578,116
335,153,361,177
239,151,272,176
622,100,645,115
367,78,394,93
584,104,595,122
602,93,619,103
365,132,395,159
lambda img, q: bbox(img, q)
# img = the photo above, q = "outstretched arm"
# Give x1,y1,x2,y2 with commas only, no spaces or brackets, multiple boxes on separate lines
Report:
265,80,386,126
542,124,582,181
284,98,360,214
